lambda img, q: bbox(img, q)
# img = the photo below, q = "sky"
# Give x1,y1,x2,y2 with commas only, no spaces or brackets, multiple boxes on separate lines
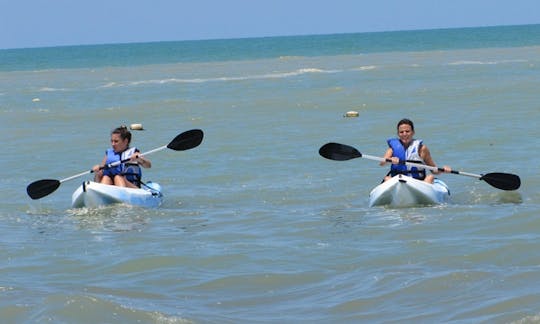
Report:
1,0,539,49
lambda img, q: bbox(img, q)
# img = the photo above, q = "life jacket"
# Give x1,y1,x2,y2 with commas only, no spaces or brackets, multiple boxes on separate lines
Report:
387,138,426,179
102,147,142,187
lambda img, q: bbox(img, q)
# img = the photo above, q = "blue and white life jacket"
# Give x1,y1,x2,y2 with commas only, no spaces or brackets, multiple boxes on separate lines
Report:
387,138,426,179
102,147,142,186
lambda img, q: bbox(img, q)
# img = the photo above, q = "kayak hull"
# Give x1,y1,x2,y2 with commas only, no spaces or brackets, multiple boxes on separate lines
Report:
71,181,163,208
369,174,450,207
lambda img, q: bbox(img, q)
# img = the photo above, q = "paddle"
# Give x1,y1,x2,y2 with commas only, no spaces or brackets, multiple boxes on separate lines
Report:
319,142,521,191
26,129,204,200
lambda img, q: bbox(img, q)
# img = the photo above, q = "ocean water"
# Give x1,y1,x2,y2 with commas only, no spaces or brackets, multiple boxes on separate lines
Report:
1,24,540,323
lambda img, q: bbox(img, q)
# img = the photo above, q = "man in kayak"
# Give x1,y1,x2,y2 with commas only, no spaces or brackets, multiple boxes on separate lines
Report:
379,118,451,183
92,125,152,188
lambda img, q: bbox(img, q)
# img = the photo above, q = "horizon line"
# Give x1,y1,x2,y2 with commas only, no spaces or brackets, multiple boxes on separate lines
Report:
2,22,539,51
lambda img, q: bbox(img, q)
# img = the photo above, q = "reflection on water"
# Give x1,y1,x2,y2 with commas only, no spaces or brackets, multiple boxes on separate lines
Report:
450,184,523,206
68,205,150,232
494,191,523,204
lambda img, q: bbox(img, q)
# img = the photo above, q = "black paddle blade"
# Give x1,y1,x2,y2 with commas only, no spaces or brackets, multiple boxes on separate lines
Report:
26,179,61,200
319,142,362,161
480,172,521,191
167,129,204,151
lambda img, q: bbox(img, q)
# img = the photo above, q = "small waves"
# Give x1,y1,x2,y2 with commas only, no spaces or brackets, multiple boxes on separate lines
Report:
97,68,342,89
351,65,377,71
447,59,528,66
37,87,68,92
18,293,193,323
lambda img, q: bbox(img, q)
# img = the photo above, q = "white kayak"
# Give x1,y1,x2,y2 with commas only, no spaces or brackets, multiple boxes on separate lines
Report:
71,181,163,208
369,174,450,207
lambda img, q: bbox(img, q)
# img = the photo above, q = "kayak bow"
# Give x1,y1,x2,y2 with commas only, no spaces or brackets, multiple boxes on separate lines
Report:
369,174,450,207
71,181,163,208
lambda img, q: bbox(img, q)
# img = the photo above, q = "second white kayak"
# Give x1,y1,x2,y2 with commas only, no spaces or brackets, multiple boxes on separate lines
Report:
71,181,163,208
369,174,450,207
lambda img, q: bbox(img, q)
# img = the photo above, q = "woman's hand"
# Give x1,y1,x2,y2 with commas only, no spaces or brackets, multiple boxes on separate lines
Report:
131,154,150,167
381,157,400,166
380,148,396,166
132,154,143,163
441,165,452,173
432,165,452,174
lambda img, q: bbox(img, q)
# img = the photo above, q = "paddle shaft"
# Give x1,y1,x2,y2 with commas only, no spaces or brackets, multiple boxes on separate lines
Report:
360,153,483,179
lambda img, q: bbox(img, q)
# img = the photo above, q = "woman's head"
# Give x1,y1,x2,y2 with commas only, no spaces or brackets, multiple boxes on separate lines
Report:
396,118,414,131
110,125,132,152
396,118,415,145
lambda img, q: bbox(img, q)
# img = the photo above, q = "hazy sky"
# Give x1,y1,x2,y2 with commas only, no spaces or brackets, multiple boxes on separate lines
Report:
1,0,539,49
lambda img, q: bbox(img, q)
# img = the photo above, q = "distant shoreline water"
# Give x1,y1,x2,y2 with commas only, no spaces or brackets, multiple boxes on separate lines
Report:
1,24,540,72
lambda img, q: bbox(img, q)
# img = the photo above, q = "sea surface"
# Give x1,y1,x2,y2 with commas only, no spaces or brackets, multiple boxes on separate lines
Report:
1,24,540,323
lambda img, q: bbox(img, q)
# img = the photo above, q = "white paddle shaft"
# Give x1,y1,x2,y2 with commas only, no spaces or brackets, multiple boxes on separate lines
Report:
361,153,482,179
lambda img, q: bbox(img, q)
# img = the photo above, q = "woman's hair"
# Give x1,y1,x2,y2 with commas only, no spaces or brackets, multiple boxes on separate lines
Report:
111,125,132,144
397,118,414,131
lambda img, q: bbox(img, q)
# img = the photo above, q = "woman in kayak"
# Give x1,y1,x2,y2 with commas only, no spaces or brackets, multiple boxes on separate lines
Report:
92,125,151,188
380,118,451,183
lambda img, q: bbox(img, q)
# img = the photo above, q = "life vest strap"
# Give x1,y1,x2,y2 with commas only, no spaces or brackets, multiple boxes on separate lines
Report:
387,169,427,178
122,163,142,188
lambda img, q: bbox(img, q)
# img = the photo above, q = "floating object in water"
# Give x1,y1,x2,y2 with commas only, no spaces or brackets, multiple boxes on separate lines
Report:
32,98,40,102
130,123,144,130
344,111,359,117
